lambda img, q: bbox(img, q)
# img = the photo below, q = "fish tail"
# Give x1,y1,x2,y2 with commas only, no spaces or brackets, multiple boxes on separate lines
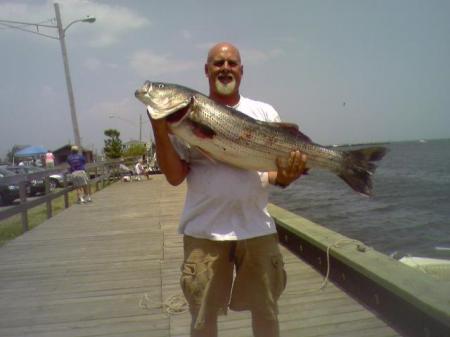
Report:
338,147,388,196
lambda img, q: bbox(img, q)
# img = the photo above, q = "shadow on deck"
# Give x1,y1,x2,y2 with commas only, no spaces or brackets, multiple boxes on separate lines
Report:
0,176,401,337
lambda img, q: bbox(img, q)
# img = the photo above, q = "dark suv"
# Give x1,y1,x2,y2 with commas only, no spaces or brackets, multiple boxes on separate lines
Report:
0,167,20,205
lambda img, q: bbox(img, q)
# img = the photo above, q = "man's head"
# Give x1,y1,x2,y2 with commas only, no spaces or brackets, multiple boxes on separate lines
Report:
205,42,243,105
71,145,79,153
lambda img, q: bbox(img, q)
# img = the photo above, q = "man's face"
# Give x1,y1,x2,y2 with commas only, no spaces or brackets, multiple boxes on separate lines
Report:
205,45,243,97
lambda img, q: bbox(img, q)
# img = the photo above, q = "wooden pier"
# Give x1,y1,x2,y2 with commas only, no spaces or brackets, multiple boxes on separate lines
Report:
0,176,404,336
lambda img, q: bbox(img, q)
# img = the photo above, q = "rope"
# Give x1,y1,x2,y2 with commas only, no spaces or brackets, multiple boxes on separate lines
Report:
139,293,188,314
320,239,367,290
285,238,369,296
163,293,189,314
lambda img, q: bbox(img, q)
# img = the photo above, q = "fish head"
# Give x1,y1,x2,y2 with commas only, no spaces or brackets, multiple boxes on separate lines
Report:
135,81,193,120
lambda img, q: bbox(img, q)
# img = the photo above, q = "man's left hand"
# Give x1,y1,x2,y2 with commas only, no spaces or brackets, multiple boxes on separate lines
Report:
274,150,308,187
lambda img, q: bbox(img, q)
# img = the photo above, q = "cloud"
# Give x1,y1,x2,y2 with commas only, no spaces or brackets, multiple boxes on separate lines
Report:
180,29,192,40
129,50,197,77
193,44,285,66
83,57,101,71
0,0,150,47
83,57,118,71
240,48,284,65
89,96,134,117
40,85,57,99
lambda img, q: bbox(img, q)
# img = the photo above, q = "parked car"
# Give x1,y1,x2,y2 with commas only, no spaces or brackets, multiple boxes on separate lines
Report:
48,170,72,187
0,167,20,205
5,166,54,196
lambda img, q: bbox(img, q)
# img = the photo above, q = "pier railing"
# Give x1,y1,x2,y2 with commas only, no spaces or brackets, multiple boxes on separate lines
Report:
0,160,123,232
269,203,450,337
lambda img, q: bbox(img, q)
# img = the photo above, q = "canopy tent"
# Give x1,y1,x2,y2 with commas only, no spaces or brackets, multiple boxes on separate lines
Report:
14,145,48,158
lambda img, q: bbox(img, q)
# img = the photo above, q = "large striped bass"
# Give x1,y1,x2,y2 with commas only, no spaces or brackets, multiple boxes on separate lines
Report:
135,81,387,196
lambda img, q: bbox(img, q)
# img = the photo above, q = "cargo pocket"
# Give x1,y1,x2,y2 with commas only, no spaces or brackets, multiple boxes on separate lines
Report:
180,259,213,307
271,254,287,300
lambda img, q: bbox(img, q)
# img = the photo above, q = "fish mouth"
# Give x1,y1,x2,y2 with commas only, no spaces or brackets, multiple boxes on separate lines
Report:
134,80,152,98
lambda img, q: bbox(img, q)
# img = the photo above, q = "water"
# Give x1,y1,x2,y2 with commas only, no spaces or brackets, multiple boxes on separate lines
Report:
269,139,450,259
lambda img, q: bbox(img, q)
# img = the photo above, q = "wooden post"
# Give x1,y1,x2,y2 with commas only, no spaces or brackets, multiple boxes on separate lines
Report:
19,181,28,232
63,174,69,208
95,165,100,191
45,177,52,219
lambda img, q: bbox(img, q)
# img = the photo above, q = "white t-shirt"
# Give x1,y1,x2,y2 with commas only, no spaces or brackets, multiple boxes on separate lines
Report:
172,96,281,241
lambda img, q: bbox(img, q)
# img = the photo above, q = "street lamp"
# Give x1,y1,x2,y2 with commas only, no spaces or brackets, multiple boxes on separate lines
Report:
54,3,95,148
0,2,95,148
109,115,143,143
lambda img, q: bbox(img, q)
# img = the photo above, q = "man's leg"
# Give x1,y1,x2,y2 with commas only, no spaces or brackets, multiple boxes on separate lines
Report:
76,187,84,203
230,235,286,337
190,311,218,337
251,312,280,337
181,236,234,337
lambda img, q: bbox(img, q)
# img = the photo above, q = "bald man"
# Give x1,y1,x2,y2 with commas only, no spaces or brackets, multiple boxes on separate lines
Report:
149,42,307,337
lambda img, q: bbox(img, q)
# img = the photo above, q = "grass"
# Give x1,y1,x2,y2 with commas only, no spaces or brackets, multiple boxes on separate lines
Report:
0,180,111,246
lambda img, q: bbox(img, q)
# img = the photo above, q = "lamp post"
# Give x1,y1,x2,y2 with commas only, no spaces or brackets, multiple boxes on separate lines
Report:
108,115,143,143
54,3,95,148
0,3,95,148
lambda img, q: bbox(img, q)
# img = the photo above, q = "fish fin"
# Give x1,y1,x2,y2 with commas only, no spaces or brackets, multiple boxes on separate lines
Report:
338,147,388,196
264,121,312,143
194,146,217,164
189,120,216,139
166,96,202,127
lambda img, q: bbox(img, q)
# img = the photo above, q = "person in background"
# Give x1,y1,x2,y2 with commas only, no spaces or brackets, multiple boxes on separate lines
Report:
67,145,92,204
45,150,55,168
148,42,307,337
134,159,144,181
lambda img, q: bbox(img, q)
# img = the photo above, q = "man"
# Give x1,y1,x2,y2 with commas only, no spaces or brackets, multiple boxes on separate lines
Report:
67,145,92,204
149,42,307,337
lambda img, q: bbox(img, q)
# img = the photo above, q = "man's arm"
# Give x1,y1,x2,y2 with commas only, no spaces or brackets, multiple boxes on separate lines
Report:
268,150,307,188
150,117,189,186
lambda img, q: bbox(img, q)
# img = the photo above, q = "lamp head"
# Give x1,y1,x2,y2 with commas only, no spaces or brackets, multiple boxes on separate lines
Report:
83,16,96,23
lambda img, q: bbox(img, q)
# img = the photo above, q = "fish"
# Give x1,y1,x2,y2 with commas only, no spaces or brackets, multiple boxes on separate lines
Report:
135,81,387,196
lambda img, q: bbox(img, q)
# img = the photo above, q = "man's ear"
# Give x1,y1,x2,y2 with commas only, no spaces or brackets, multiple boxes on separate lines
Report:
204,64,209,77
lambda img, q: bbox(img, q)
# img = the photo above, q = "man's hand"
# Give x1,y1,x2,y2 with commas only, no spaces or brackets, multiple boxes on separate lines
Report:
274,150,308,187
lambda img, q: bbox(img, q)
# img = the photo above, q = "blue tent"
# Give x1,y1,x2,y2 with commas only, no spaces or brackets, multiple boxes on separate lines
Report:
15,145,48,157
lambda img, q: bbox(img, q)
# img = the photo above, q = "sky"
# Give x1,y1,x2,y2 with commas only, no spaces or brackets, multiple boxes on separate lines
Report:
1,0,449,159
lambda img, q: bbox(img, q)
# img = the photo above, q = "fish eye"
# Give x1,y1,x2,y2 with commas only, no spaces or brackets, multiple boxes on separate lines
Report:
158,84,165,88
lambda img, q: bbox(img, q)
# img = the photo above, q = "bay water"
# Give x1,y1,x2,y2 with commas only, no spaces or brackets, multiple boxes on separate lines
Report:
269,139,450,259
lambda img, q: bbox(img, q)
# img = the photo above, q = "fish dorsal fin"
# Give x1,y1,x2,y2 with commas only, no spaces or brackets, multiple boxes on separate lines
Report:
264,121,312,143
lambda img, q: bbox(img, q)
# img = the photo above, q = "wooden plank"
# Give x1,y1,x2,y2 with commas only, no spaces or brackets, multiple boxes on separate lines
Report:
0,175,402,337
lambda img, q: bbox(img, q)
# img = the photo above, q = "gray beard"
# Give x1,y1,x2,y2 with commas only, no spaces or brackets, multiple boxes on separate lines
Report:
215,77,236,95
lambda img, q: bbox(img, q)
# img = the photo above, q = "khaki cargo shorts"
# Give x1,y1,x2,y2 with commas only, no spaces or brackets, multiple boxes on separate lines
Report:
180,234,286,329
